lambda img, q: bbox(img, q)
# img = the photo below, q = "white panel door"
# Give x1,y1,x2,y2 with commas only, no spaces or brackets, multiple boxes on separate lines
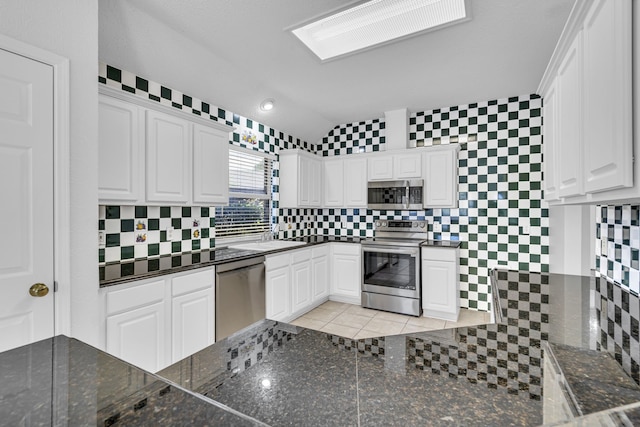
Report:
98,95,143,203
291,260,312,314
266,266,290,321
556,31,584,198
394,153,422,179
344,157,367,207
542,81,560,201
424,148,457,207
193,123,229,205
172,288,214,362
312,248,330,302
368,156,393,180
0,48,54,352
323,158,344,207
308,157,322,207
299,155,312,206
422,260,456,314
582,0,633,193
106,302,166,373
146,110,191,203
331,245,361,298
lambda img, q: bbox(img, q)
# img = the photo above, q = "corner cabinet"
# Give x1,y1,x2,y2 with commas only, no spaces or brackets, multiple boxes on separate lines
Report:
324,156,367,208
330,243,361,304
98,87,233,206
538,0,634,205
421,246,460,322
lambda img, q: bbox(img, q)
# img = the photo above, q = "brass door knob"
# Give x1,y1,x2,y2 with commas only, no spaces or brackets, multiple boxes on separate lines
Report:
29,283,49,297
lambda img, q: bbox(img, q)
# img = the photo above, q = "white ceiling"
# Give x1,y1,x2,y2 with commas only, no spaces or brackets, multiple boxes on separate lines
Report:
99,0,575,144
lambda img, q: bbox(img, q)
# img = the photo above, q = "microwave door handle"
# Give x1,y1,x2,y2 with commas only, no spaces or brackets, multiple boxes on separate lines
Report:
404,181,409,209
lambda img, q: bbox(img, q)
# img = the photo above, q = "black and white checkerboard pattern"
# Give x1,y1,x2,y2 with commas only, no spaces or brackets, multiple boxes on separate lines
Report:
319,119,385,157
595,205,640,296
408,270,548,400
99,205,216,263
595,276,640,384
315,94,548,311
226,322,293,375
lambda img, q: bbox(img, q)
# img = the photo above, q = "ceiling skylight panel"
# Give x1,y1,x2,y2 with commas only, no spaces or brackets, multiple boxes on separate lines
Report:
291,0,469,61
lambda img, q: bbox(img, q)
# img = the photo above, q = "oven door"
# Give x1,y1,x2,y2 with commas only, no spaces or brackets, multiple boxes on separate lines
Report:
362,245,420,299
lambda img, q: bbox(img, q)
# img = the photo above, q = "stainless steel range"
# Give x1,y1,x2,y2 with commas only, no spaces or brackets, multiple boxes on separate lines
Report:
361,219,428,316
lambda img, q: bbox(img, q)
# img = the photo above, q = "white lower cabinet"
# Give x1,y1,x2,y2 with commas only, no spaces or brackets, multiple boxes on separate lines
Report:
330,243,361,304
102,268,215,373
421,246,460,321
266,243,358,322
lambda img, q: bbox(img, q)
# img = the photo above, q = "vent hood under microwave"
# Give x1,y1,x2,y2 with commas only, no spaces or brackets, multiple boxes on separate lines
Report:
367,180,423,210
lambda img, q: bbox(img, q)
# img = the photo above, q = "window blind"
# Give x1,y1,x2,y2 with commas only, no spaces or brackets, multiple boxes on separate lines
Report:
215,148,272,239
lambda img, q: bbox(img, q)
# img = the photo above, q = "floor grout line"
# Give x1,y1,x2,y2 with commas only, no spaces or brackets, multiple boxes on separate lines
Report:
355,348,361,427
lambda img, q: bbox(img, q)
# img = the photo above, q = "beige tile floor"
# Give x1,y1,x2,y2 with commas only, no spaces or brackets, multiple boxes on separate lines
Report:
290,301,492,339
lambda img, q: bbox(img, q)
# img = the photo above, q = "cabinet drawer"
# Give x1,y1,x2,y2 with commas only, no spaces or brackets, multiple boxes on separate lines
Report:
266,253,290,270
290,248,312,264
106,279,165,315
421,247,457,262
172,269,213,296
312,244,329,258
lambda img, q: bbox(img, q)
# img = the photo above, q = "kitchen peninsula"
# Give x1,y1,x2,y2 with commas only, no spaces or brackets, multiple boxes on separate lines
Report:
1,270,639,426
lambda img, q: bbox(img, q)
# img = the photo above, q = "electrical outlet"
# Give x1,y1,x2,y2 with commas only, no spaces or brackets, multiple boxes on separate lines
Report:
601,239,608,257
166,226,174,241
98,231,105,248
433,222,442,233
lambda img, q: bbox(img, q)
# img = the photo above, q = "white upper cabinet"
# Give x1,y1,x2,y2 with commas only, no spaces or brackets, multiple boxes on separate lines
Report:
542,81,560,201
98,95,144,203
394,153,422,179
192,123,229,205
146,110,192,204
538,0,633,205
556,31,583,198
323,157,344,207
343,157,367,207
98,87,234,206
279,149,321,208
581,0,632,193
423,145,459,208
368,156,393,180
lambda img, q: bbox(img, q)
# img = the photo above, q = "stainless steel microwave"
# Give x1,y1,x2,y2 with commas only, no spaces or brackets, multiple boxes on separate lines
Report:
367,179,423,210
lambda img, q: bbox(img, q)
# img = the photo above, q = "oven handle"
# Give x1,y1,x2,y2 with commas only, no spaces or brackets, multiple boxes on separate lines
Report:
362,246,420,256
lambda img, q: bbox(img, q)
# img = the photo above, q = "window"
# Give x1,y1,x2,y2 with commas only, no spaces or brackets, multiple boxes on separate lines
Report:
215,147,273,239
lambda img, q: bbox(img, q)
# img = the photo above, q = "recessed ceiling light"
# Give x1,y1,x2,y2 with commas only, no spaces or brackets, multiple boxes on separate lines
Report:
291,0,469,61
260,98,275,111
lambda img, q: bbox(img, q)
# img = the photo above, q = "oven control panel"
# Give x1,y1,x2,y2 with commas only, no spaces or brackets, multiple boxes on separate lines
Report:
374,220,427,232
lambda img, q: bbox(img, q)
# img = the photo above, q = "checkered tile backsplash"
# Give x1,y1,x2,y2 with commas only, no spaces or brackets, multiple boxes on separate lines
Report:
99,205,216,263
595,205,640,296
316,94,549,311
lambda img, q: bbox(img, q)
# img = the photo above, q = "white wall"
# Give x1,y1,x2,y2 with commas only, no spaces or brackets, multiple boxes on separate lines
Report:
0,0,100,346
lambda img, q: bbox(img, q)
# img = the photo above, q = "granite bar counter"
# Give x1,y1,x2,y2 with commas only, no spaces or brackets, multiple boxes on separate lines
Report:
4,269,640,425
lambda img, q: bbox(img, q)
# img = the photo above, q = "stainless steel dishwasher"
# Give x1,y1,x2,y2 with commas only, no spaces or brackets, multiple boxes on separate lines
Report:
215,256,266,341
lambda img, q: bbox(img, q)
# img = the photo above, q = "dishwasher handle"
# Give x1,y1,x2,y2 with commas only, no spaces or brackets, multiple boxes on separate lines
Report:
216,256,265,273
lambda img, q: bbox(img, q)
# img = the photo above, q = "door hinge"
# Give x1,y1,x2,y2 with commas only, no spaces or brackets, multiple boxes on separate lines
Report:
54,281,58,292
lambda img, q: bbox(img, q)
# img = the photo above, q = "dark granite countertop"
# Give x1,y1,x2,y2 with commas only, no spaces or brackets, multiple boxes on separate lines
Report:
99,235,361,287
420,239,462,248
6,269,639,425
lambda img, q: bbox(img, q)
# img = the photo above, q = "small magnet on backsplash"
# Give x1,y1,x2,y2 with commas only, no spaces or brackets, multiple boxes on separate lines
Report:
193,229,200,239
192,219,200,228
136,220,147,230
136,233,147,243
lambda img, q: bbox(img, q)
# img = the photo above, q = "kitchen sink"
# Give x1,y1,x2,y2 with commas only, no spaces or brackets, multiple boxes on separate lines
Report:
228,240,307,252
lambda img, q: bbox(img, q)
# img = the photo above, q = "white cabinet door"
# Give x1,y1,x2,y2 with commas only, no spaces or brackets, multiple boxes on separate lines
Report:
422,248,459,322
344,157,367,207
368,156,393,180
106,301,166,373
146,110,192,203
291,260,312,314
98,95,144,203
423,146,458,208
266,266,290,321
542,81,560,201
312,246,330,302
394,153,422,179
323,158,344,207
308,157,322,207
171,269,215,363
192,123,229,205
582,0,632,194
556,31,584,198
330,244,361,301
